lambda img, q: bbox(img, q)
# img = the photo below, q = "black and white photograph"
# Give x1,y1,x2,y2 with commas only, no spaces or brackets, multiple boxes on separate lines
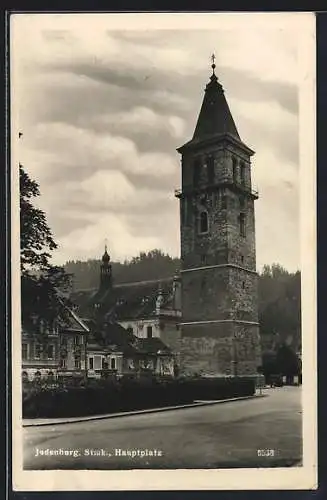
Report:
10,12,316,491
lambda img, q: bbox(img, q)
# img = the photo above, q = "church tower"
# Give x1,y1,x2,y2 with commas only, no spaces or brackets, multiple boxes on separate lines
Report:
176,56,261,376
100,244,112,290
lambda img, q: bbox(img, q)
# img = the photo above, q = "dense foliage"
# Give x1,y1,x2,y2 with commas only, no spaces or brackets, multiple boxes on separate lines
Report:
20,164,72,328
65,255,301,351
65,249,180,289
23,375,256,418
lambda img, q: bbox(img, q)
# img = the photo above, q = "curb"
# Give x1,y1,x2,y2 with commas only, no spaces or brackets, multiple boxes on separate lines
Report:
23,393,266,427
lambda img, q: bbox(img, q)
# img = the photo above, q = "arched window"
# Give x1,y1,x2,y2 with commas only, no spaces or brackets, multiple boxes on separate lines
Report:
232,157,238,183
34,371,41,382
199,211,209,233
207,156,215,184
239,213,246,237
22,371,28,382
111,358,116,370
193,159,201,186
240,163,246,185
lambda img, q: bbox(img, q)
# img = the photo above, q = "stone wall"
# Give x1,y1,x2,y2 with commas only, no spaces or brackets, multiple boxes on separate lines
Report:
179,322,261,377
181,266,258,323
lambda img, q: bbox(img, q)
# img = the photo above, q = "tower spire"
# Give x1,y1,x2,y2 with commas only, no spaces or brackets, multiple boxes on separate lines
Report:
100,239,112,289
177,53,240,147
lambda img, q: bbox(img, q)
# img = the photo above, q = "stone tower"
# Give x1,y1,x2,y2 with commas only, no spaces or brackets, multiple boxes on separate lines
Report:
100,244,112,290
175,58,261,377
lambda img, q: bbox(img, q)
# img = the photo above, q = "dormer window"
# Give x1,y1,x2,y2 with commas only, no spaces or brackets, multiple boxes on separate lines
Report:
199,210,209,233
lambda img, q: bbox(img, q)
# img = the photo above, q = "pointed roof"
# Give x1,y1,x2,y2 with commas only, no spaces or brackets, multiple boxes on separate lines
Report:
178,58,242,152
192,70,240,141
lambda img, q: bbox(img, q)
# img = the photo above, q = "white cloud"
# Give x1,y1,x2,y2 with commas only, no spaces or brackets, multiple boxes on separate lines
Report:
11,14,308,271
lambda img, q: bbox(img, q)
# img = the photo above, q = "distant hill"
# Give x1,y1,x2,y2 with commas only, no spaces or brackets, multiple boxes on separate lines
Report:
65,249,180,290
64,251,301,353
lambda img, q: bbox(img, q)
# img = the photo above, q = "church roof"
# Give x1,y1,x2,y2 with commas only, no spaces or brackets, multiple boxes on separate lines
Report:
178,63,242,152
80,318,172,356
71,277,177,322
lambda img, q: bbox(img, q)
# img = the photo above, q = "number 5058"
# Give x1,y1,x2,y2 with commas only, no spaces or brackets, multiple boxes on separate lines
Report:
257,449,275,457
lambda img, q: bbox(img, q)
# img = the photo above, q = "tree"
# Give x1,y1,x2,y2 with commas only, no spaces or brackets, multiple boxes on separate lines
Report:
20,164,72,329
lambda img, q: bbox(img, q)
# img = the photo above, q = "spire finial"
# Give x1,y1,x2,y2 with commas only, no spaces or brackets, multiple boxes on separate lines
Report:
104,237,108,253
211,53,216,74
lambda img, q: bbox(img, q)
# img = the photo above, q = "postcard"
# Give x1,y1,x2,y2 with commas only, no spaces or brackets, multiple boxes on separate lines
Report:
10,11,317,491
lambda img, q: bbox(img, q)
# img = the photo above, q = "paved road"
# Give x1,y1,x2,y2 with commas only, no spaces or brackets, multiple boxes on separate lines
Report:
23,387,302,470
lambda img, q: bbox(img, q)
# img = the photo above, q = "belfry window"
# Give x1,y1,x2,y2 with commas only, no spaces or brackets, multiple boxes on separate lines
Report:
199,211,209,233
207,156,215,184
232,157,238,183
193,159,200,186
239,213,246,237
240,163,246,185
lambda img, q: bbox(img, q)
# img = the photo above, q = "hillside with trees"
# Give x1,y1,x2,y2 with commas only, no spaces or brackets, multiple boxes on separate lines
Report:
65,254,301,354
65,249,180,290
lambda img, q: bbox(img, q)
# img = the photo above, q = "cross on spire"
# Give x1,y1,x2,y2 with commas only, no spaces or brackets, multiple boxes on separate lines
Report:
211,53,216,74
104,237,108,252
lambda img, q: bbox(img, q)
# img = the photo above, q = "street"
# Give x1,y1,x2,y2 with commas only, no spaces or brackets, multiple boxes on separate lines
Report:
23,386,302,470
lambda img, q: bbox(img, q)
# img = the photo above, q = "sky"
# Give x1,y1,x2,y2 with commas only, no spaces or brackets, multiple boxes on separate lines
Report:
11,13,311,272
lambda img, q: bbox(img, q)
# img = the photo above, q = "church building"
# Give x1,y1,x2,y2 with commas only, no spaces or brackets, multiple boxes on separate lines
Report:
175,57,262,376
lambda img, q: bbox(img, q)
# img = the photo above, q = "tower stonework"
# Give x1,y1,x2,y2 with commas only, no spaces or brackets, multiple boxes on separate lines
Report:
176,61,261,377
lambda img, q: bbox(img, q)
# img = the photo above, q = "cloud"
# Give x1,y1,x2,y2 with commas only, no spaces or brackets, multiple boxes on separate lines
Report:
13,15,305,271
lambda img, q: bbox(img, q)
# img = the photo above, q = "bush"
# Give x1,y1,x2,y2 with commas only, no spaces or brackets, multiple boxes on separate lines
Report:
23,376,256,418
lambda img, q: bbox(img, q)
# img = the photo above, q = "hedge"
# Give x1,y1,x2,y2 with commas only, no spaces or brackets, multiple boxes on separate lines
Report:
23,376,256,418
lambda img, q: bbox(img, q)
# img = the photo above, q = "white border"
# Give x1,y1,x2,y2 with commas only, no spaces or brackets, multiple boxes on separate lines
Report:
10,12,317,491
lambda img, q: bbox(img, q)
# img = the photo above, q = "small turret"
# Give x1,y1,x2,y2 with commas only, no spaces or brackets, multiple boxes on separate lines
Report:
100,243,112,290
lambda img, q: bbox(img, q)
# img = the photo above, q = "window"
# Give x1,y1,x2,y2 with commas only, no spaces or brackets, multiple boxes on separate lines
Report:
74,335,80,345
242,281,246,289
94,355,102,370
60,358,66,368
199,211,208,233
193,159,200,186
207,156,215,184
239,213,246,237
102,358,108,369
74,356,81,369
22,343,28,360
111,358,116,370
221,195,227,210
34,371,41,381
22,371,28,382
232,157,238,182
34,344,41,359
241,255,244,264
240,163,246,185
200,254,206,265
147,326,153,338
89,357,94,370
47,345,54,359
